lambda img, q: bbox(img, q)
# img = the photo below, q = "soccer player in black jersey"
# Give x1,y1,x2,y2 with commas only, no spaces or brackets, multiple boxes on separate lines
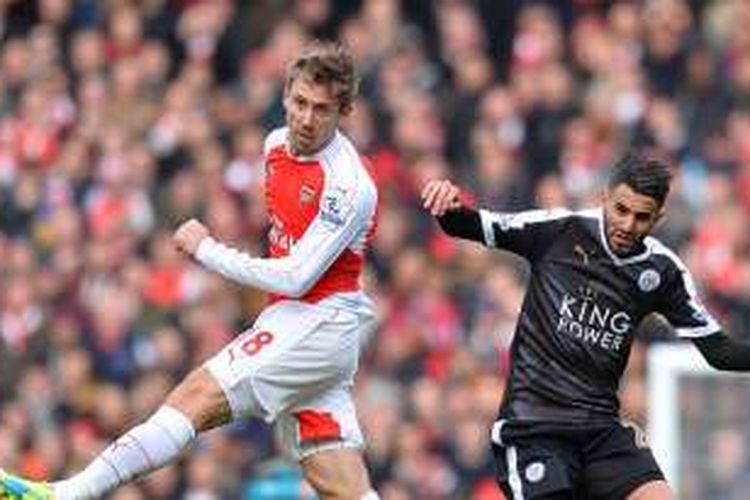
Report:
422,151,750,500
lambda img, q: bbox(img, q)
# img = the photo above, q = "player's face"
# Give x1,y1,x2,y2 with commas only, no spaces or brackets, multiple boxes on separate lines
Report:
602,183,664,255
283,75,342,156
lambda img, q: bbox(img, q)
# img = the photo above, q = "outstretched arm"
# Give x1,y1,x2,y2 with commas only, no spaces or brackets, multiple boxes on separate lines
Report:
421,178,571,260
692,331,750,371
173,194,370,297
653,249,750,371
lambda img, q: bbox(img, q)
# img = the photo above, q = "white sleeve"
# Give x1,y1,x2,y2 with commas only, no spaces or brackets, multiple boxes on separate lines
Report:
194,187,372,297
657,254,721,338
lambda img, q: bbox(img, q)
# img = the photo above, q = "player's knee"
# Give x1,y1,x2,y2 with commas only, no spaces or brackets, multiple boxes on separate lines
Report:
166,369,204,408
302,451,371,500
164,367,232,431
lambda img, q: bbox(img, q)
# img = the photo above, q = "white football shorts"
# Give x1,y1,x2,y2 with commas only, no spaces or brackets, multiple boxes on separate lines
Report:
205,292,376,460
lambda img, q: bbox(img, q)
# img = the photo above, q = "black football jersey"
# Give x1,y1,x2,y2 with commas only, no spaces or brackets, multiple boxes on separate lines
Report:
477,207,720,422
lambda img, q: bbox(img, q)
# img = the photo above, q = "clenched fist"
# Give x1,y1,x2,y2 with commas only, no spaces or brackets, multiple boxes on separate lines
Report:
173,219,210,256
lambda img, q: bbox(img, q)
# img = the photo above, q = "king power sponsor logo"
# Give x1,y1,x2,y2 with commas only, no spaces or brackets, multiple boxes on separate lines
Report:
555,293,631,352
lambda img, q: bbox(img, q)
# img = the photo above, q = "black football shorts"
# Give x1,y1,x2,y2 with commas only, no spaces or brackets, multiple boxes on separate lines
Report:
491,419,665,499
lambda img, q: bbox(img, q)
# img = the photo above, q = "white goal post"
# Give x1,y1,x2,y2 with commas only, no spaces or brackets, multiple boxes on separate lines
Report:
647,342,748,496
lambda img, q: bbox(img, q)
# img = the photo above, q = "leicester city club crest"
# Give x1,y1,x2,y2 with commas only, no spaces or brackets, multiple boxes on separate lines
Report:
638,269,661,292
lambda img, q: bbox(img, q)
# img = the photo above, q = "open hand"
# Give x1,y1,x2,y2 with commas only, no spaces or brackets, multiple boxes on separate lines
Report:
421,179,462,216
173,219,209,256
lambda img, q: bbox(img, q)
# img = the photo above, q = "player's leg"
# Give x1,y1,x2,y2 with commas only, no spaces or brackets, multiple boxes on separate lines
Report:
0,298,346,500
584,421,671,500
162,365,233,431
273,355,378,500
55,367,231,499
300,448,376,500
279,389,378,500
54,301,324,499
0,367,231,500
625,480,673,500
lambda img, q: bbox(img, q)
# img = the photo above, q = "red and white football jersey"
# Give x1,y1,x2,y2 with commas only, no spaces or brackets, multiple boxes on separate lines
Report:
196,127,377,303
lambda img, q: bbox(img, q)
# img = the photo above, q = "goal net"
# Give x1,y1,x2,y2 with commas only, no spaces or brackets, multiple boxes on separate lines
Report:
648,343,750,499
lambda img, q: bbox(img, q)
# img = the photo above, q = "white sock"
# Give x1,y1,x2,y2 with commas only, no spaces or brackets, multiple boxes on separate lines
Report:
53,406,196,500
362,492,380,500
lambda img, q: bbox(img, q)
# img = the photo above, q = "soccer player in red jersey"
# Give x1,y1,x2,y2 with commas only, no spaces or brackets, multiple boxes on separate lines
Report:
1,40,380,500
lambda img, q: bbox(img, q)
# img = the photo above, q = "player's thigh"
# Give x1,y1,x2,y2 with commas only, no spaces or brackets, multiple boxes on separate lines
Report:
300,447,371,500
277,385,365,461
164,366,232,432
584,421,666,500
205,300,362,421
492,439,578,499
626,480,673,500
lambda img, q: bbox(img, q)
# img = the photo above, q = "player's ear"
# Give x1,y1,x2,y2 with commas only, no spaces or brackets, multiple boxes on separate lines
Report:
339,101,353,116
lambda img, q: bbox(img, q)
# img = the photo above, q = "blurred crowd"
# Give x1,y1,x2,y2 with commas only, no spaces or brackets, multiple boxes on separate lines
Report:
1,0,750,499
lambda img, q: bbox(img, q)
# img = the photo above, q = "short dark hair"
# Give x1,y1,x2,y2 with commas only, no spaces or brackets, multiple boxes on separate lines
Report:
608,150,673,207
286,40,358,113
